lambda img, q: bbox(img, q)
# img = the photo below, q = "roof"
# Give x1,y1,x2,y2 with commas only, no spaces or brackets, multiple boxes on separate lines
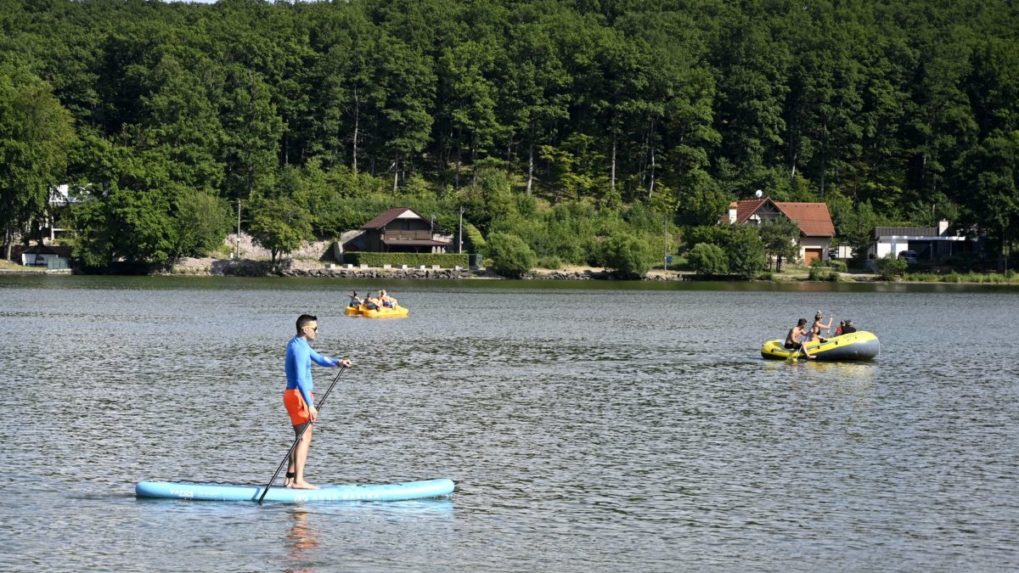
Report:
14,244,72,257
361,207,428,229
874,226,937,238
382,238,450,247
731,198,835,237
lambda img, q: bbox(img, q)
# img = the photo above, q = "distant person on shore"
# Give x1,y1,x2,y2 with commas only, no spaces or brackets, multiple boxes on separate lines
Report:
283,314,351,490
785,318,814,359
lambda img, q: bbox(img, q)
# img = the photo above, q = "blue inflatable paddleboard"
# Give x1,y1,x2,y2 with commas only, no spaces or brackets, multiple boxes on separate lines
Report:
135,478,455,502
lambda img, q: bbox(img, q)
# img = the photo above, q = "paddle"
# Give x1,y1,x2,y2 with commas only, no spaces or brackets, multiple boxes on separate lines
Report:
258,362,348,504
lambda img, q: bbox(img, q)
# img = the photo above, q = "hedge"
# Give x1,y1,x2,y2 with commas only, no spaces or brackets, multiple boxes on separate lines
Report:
341,252,470,268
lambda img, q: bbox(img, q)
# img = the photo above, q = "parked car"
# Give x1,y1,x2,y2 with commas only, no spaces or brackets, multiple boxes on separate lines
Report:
898,250,919,264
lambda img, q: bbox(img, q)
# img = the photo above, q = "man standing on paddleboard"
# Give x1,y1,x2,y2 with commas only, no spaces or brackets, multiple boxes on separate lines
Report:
284,314,351,489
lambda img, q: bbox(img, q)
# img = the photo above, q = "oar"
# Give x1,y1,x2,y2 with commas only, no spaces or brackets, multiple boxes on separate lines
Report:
258,363,348,504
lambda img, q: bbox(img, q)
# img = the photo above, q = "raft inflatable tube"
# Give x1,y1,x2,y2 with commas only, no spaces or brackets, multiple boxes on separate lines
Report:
358,304,409,319
344,304,409,318
761,330,880,361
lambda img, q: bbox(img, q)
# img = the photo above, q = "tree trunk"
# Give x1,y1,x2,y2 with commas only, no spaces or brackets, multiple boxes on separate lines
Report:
3,226,12,261
647,117,657,201
611,133,617,193
352,88,360,174
526,143,534,195
454,143,461,190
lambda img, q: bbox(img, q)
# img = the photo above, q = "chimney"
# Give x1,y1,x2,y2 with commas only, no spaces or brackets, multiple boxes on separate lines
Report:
728,201,738,224
937,219,949,235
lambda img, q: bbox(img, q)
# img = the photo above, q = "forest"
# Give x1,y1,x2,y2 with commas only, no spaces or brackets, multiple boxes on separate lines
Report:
0,0,1017,276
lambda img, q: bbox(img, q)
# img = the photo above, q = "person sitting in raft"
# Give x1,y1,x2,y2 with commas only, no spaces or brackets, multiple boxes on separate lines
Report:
810,311,833,343
378,289,398,308
363,294,381,310
841,319,857,334
834,320,845,336
785,318,815,359
348,291,363,308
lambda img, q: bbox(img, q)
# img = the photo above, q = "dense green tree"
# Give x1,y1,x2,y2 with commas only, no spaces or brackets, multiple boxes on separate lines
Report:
758,217,800,271
247,194,313,268
601,232,654,278
0,61,75,258
688,242,728,276
4,0,1019,274
487,231,536,278
72,185,176,268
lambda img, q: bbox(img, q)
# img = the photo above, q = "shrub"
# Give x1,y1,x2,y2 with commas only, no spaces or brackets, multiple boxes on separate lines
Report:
487,232,537,278
688,243,729,276
538,255,564,269
808,266,841,281
828,259,848,272
341,252,469,268
601,234,655,278
876,254,907,280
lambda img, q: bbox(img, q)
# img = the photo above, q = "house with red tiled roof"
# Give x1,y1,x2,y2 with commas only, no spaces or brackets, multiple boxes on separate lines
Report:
726,197,835,265
341,207,451,254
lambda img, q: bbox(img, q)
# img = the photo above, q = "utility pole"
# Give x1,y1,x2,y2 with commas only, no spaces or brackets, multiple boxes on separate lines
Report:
663,216,669,271
235,199,241,260
458,205,464,254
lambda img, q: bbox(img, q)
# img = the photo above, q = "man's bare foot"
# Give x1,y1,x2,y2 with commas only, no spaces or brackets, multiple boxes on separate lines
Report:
290,481,319,490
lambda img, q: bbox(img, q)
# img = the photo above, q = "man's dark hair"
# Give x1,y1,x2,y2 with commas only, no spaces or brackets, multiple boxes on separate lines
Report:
296,314,317,334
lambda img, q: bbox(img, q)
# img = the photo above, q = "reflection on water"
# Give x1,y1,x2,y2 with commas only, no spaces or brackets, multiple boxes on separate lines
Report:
285,510,319,573
1,275,1018,572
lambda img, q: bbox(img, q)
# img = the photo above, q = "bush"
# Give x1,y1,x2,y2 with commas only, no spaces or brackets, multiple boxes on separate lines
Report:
341,252,469,268
601,234,655,278
688,243,729,276
487,232,537,278
876,254,908,280
538,255,564,269
828,259,848,272
808,266,841,281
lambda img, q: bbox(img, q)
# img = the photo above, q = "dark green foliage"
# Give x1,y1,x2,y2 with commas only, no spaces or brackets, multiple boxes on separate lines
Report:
600,233,655,278
341,252,469,269
876,255,908,280
173,187,232,258
758,217,800,271
247,195,313,268
486,231,536,278
688,243,728,276
724,225,768,279
2,0,1018,274
808,265,841,282
685,224,766,279
0,60,75,257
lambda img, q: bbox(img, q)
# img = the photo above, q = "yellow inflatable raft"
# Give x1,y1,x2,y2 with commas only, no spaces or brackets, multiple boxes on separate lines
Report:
761,331,879,361
345,304,409,318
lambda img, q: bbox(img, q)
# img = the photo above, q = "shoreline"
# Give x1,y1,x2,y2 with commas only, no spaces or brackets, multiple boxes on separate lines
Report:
3,258,1015,285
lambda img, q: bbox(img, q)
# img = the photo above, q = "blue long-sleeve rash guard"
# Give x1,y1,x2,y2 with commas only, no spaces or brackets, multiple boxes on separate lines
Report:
285,336,337,409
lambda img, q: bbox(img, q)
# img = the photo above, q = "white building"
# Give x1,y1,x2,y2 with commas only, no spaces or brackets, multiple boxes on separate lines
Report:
868,221,972,262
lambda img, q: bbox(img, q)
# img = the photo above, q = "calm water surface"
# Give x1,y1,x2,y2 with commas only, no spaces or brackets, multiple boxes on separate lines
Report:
1,275,1017,572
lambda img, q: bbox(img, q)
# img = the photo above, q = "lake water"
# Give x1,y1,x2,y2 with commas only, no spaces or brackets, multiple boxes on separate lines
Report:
1,275,1017,572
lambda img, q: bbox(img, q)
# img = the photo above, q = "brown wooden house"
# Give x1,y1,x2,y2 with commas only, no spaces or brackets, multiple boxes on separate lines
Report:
344,207,451,253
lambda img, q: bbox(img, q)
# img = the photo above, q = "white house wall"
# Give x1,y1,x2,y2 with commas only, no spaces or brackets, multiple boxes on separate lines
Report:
798,237,830,261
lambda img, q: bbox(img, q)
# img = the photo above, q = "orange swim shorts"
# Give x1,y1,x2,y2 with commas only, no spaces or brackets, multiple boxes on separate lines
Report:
283,389,315,426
